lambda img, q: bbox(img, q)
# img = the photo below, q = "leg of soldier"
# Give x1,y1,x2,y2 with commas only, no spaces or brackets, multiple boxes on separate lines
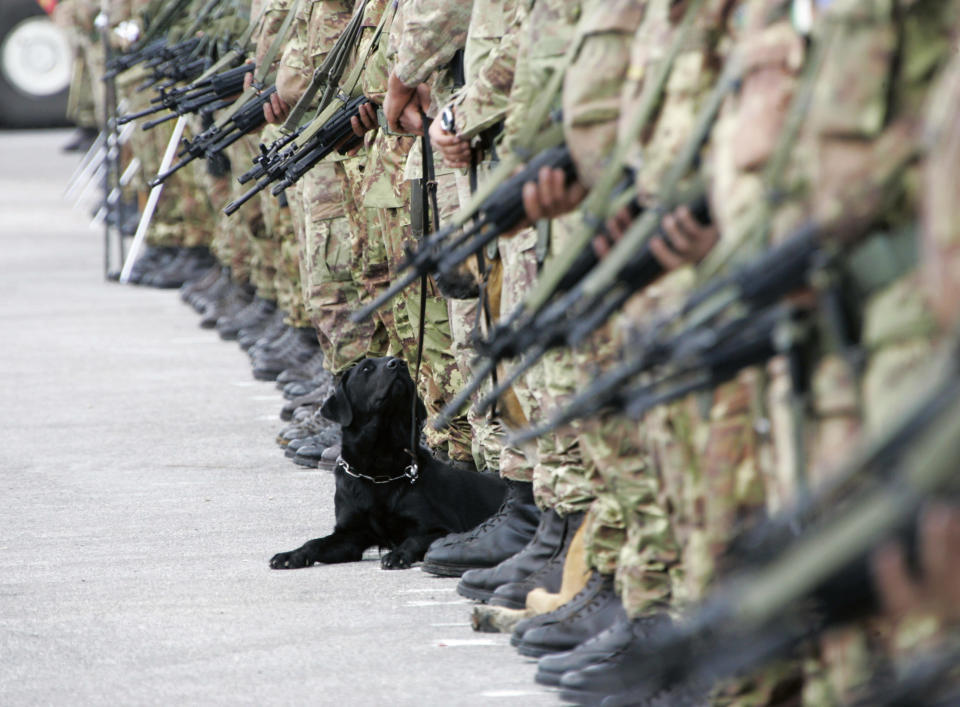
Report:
301,157,386,375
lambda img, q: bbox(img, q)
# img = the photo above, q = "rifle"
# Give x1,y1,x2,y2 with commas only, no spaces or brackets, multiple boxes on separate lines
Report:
148,86,277,187
428,192,710,429
588,354,960,706
350,143,575,324
119,63,253,127
508,222,822,443
222,95,368,216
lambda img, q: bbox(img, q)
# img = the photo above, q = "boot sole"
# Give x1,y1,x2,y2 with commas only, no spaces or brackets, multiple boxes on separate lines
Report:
558,688,608,706
455,581,496,603
420,561,478,578
534,668,565,687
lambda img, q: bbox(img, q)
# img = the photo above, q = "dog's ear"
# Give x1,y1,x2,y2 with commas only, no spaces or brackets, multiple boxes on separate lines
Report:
321,369,354,426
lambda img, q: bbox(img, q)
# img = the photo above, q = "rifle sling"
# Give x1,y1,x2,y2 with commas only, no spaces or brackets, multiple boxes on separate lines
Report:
288,2,392,145
283,0,369,131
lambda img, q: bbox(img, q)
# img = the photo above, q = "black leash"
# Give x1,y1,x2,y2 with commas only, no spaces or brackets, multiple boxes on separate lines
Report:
408,110,440,470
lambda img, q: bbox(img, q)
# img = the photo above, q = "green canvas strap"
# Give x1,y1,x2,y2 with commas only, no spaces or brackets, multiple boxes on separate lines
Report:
288,1,392,143
282,0,369,131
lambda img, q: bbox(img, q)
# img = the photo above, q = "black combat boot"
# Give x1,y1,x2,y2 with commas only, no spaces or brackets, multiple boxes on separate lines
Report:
143,246,215,288
535,613,671,687
238,308,285,350
179,264,221,303
557,611,689,706
513,571,625,657
127,246,178,284
276,349,326,385
420,480,540,577
457,509,581,604
217,296,277,340
252,327,320,381
200,281,254,329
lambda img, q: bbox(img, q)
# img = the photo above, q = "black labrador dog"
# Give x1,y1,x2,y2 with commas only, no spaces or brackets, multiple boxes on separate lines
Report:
270,356,507,570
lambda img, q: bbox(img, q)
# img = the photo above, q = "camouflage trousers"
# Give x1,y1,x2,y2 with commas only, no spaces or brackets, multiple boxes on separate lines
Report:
66,39,97,129
139,115,216,250
294,155,387,374
800,273,940,707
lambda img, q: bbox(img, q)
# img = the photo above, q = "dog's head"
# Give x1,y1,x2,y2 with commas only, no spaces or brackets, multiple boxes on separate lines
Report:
320,356,427,431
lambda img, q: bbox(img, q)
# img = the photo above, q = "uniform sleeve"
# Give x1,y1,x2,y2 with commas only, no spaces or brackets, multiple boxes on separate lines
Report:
449,0,525,139
392,0,472,88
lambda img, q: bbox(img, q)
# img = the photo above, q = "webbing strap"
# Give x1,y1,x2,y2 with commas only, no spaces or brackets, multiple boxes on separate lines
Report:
283,0,369,130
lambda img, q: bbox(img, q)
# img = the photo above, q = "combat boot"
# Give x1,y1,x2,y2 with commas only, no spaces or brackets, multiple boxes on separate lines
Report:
557,611,681,706
281,381,331,421
217,296,277,340
200,282,254,329
188,266,231,312
420,480,540,577
276,349,326,385
238,309,285,350
179,264,221,303
248,324,297,360
512,571,623,656
143,247,215,288
457,510,580,604
126,246,178,284
252,327,320,381
535,613,671,687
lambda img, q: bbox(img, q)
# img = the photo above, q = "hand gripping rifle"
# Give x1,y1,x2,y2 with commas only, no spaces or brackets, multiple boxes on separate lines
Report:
148,85,276,187
452,194,714,425
508,221,822,443
350,142,575,324
222,94,368,216
592,345,960,706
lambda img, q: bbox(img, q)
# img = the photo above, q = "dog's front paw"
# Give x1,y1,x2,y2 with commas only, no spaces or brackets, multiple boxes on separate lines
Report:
270,549,313,569
381,550,415,570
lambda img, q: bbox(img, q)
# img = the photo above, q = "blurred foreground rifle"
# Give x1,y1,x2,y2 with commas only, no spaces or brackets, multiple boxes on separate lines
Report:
509,221,823,443
583,347,960,706
103,0,195,78
148,85,276,186
222,94,368,215
119,63,253,128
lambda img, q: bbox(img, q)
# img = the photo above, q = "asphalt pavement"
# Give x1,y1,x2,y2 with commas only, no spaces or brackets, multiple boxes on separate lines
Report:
0,129,555,707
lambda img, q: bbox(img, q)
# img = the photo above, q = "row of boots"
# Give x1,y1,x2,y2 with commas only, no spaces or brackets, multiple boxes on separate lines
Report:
128,247,343,470
419,480,680,706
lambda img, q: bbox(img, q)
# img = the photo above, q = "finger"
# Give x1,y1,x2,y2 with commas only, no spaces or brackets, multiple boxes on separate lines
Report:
523,180,543,222
649,236,686,271
263,103,277,124
662,213,693,255
871,541,922,621
565,180,588,211
592,234,612,259
361,103,378,130
351,116,365,138
920,503,955,593
549,168,567,211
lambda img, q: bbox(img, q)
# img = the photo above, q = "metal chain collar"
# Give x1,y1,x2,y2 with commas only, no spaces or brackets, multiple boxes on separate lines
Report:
335,456,419,485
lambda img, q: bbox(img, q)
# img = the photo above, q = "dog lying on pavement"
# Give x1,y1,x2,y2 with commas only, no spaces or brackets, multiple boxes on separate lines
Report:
270,356,507,570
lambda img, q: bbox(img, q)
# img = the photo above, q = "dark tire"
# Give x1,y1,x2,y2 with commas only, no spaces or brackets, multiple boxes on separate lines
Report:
0,0,72,128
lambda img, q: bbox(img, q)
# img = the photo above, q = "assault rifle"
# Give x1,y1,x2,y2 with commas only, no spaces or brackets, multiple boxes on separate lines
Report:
580,354,960,706
118,63,253,128
351,144,577,324
103,38,168,80
509,222,822,443
149,86,276,187
430,192,711,429
222,94,368,215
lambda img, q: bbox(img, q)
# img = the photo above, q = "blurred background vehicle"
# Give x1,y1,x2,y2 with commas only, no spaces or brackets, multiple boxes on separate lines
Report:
0,0,71,127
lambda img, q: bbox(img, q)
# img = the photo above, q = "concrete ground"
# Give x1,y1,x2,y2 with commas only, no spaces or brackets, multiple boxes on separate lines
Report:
0,129,556,706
